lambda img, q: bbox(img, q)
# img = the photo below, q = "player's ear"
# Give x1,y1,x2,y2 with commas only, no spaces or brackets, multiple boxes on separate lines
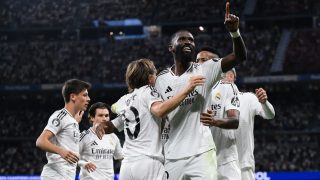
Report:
70,93,76,102
168,44,174,53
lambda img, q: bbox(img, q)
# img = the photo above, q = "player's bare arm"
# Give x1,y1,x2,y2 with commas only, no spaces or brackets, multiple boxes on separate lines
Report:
36,130,79,163
200,109,239,129
151,75,205,118
221,1,247,72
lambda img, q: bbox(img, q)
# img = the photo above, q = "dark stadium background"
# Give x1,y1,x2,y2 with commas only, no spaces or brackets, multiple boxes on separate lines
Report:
0,0,319,179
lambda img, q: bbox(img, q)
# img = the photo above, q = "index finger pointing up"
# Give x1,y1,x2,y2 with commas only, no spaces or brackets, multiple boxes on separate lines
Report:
225,1,230,19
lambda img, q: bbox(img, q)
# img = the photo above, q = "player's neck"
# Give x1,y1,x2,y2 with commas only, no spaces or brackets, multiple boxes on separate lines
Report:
173,59,192,76
64,103,78,117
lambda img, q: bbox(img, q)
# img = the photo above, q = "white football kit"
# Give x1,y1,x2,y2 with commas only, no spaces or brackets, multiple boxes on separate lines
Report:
78,128,123,180
112,85,166,180
41,108,80,180
155,60,222,180
209,80,241,180
235,92,275,180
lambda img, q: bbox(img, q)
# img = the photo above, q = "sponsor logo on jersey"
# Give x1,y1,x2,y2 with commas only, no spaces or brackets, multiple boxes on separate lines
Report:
180,89,199,106
91,148,115,159
165,86,173,93
91,141,98,146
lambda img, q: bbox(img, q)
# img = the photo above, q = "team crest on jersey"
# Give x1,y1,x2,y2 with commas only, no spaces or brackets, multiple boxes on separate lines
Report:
215,92,221,101
52,118,60,127
231,96,240,107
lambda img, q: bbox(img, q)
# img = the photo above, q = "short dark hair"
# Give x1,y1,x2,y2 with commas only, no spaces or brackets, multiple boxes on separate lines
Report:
125,59,156,92
88,102,109,118
198,46,221,58
170,30,192,45
62,79,91,103
88,102,113,125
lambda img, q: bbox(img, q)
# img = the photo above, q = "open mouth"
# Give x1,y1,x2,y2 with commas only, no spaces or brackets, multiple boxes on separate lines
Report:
182,46,192,53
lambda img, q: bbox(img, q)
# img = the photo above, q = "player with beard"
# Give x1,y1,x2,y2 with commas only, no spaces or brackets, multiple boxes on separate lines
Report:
155,2,247,180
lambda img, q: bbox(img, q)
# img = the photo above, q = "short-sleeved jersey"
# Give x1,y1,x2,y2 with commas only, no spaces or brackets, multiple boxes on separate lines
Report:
113,85,164,162
79,128,123,180
209,81,240,166
155,60,222,159
41,108,80,180
235,92,273,169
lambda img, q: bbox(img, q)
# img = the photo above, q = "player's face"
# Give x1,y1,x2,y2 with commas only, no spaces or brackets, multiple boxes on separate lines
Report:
172,31,195,63
196,51,219,64
92,108,110,125
224,71,236,82
73,89,90,111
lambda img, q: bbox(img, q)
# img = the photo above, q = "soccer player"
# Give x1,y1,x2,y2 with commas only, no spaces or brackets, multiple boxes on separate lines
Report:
97,59,206,180
36,79,91,180
198,49,242,180
78,102,123,180
220,68,275,180
236,89,275,180
154,2,247,179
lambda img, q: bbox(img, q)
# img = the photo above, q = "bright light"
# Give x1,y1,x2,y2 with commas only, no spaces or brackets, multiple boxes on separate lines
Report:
199,26,204,31
110,32,114,36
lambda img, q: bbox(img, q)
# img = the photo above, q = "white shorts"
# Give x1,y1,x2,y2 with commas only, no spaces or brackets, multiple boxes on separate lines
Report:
120,156,166,180
41,165,75,180
241,167,254,180
165,149,217,180
217,161,241,180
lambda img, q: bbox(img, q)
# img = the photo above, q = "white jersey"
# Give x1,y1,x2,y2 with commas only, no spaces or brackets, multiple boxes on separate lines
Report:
236,92,275,169
79,128,123,180
209,81,240,166
155,60,222,159
112,85,164,162
41,108,80,180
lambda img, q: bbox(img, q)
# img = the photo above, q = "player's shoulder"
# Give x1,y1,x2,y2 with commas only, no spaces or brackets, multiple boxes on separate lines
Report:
219,81,239,94
240,92,256,99
49,108,70,122
157,68,171,78
80,129,91,142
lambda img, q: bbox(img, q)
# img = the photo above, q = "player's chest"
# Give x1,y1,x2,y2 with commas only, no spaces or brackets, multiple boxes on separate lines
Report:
61,121,80,142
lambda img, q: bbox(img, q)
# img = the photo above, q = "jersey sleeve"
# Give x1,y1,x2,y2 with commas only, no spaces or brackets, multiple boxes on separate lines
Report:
224,83,240,112
44,113,63,135
112,115,125,131
111,94,128,114
201,58,223,88
112,134,124,160
250,94,275,119
144,86,163,111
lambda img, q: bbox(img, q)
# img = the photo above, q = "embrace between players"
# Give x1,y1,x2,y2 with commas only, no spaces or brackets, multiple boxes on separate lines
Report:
36,2,275,180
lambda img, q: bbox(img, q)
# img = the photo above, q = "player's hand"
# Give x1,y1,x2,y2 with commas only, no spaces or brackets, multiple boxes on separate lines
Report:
200,109,218,126
224,1,239,32
75,111,84,123
185,75,205,94
84,162,97,173
255,88,268,104
94,121,115,139
59,149,79,164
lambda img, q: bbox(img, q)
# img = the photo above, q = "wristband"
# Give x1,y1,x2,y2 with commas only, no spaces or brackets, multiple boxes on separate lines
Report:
230,29,241,38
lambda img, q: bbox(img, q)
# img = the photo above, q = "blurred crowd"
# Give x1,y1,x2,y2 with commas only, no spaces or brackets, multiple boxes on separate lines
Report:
0,27,281,85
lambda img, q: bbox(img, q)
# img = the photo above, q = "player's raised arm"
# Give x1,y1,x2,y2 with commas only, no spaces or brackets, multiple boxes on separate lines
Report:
221,0,247,72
